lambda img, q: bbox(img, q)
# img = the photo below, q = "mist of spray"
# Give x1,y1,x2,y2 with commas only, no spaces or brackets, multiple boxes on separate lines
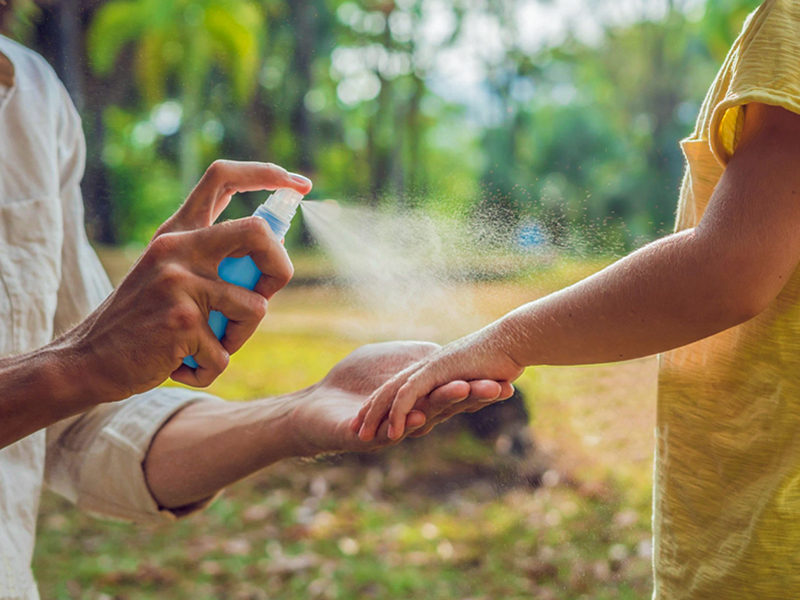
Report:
300,201,494,342
298,198,630,343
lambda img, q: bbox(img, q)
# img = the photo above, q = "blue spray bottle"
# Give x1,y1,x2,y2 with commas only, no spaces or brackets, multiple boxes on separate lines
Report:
183,188,304,369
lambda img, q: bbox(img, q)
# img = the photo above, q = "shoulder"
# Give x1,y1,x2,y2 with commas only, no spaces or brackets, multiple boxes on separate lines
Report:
0,36,83,145
739,103,800,152
0,35,61,90
0,35,78,122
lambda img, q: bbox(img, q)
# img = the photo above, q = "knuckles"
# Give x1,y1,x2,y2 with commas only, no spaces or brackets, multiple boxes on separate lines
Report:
146,232,180,261
154,261,191,290
166,302,201,332
252,295,269,320
194,370,215,388
195,352,229,387
236,218,294,284
204,159,231,184
265,162,290,181
239,215,271,239
276,259,294,287
153,219,175,238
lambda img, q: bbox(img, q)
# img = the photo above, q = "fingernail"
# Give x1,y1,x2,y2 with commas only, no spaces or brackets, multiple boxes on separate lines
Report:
289,172,312,187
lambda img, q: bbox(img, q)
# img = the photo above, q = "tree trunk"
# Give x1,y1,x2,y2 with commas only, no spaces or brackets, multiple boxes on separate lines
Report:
288,0,317,173
35,0,118,244
179,81,202,194
405,75,426,200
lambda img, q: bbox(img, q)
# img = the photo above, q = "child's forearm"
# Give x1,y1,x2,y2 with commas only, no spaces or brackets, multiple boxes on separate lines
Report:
493,104,800,368
356,104,800,442
492,227,770,367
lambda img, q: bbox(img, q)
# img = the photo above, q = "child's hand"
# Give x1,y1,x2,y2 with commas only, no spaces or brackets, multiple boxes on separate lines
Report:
351,328,525,441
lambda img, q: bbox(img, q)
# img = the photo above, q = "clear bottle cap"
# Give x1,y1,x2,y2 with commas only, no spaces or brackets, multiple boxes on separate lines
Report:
263,188,304,223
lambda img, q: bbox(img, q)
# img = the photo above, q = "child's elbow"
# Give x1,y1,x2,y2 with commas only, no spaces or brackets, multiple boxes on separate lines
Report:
718,272,782,328
696,228,790,329
729,294,769,326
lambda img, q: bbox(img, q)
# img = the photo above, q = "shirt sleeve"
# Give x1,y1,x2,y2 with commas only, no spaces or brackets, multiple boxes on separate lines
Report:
44,388,223,524
708,0,800,166
43,76,224,523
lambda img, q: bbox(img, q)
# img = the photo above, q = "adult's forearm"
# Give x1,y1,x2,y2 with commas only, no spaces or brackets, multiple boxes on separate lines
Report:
143,392,309,510
494,228,763,367
0,341,96,449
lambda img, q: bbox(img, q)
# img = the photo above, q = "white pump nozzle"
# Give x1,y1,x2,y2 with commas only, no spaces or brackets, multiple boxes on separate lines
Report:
254,188,305,240
263,188,304,223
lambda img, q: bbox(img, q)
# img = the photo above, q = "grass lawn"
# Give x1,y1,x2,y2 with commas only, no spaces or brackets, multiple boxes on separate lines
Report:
33,252,656,600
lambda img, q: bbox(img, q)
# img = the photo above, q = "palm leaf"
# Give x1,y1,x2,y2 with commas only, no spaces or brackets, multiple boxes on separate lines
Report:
204,2,264,103
87,0,147,75
135,30,170,103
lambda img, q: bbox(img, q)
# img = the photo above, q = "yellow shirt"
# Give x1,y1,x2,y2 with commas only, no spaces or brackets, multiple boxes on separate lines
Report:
656,1,800,597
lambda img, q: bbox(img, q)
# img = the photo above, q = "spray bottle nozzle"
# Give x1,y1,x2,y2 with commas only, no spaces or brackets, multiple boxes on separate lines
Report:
263,188,304,223
253,188,305,241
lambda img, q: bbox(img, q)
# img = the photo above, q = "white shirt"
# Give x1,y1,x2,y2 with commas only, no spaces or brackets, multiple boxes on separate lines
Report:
0,36,215,600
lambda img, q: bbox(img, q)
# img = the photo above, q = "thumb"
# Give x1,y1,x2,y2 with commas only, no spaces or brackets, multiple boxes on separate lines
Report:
161,160,312,234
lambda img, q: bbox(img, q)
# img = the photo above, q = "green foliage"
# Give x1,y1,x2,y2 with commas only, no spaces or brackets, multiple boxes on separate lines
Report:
101,106,184,242
88,0,265,192
88,0,263,103
20,0,764,248
86,2,143,77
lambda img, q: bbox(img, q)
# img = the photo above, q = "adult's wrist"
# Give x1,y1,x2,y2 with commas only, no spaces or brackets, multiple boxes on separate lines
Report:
280,386,328,459
43,338,109,416
0,337,112,449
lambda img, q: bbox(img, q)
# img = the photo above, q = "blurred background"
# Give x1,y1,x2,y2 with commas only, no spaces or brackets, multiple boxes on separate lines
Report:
3,0,760,599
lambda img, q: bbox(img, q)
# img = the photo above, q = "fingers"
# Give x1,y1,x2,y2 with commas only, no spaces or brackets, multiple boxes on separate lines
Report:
406,410,427,430
407,380,514,437
419,380,499,423
408,424,435,438
428,380,471,406
193,217,294,299
467,380,503,402
412,380,475,417
497,381,515,400
166,161,313,233
357,379,401,442
355,370,465,442
356,410,427,451
387,376,432,440
353,378,514,443
171,324,229,387
390,381,470,438
203,281,269,354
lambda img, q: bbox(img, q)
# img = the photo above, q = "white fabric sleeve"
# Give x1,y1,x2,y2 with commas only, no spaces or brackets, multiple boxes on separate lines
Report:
44,388,223,524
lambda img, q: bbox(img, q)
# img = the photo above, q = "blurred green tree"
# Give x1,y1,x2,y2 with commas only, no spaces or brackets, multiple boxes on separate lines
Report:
87,0,265,191
5,0,767,249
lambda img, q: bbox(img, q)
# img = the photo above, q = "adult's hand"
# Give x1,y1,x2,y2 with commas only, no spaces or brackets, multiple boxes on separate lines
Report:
286,341,515,457
146,340,514,509
64,160,312,402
